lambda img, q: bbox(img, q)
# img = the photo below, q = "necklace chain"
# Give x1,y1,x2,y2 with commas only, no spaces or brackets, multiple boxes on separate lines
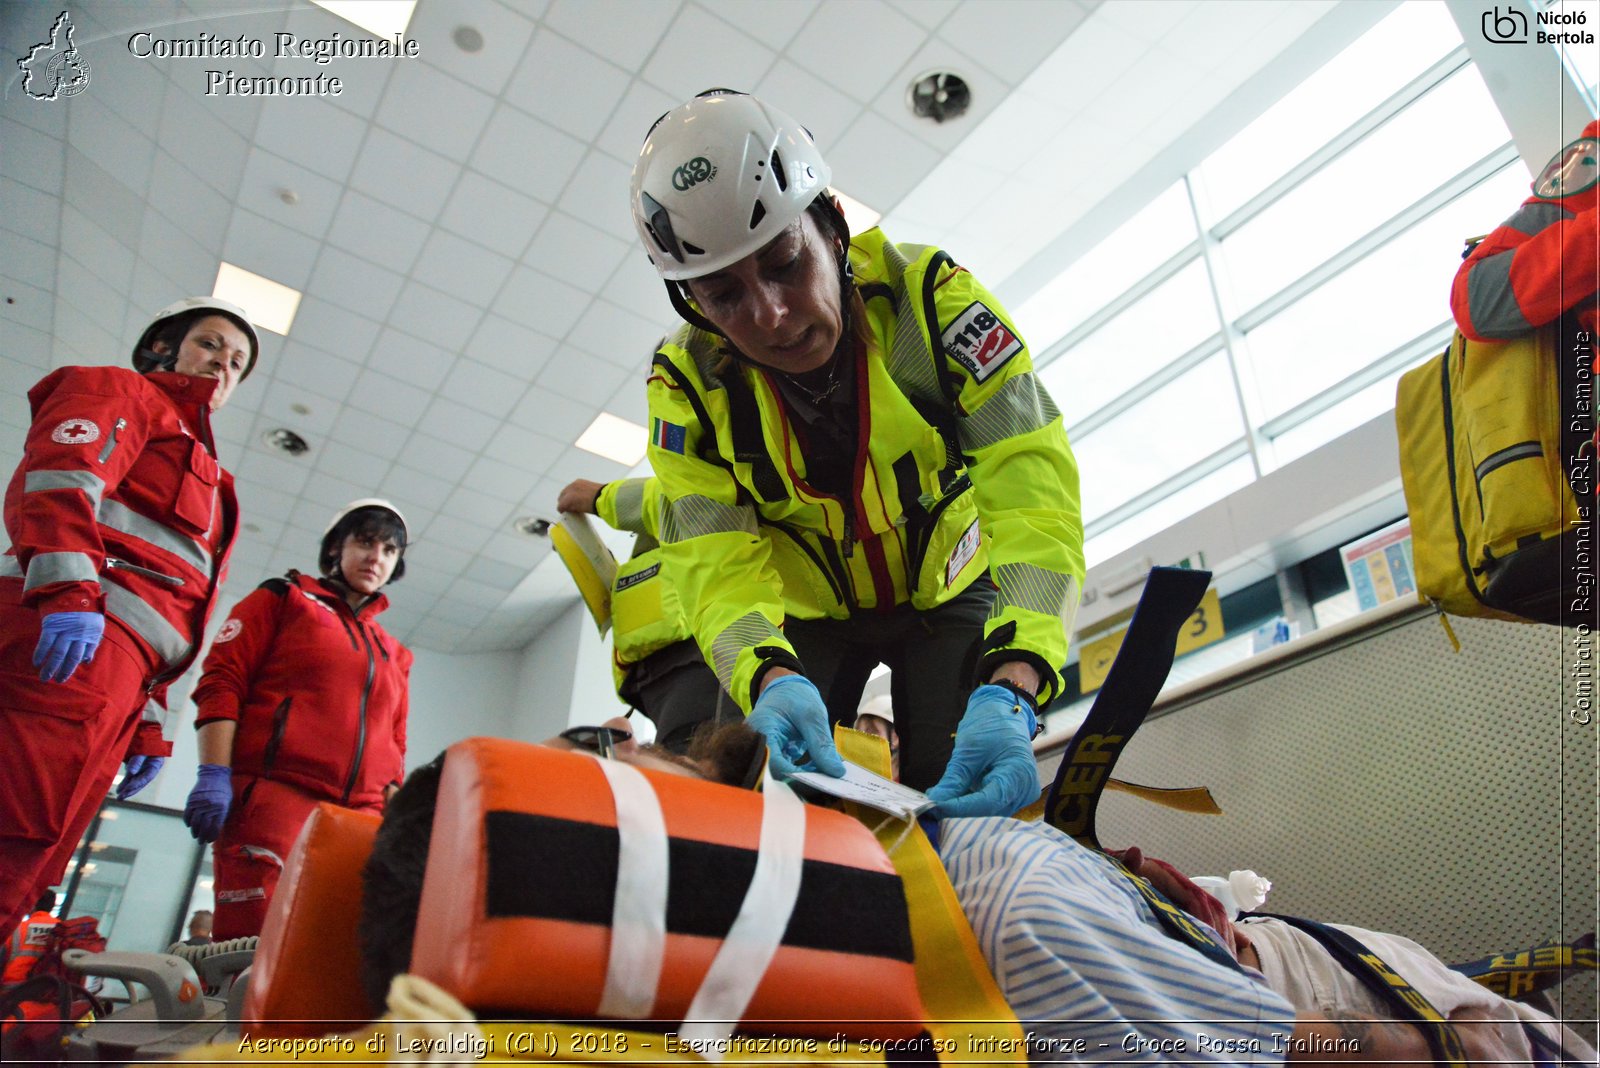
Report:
786,358,845,404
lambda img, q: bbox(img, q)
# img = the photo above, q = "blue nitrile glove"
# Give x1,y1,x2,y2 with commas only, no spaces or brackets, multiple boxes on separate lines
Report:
747,675,846,780
33,611,105,683
184,764,233,843
116,755,165,799
927,684,1040,818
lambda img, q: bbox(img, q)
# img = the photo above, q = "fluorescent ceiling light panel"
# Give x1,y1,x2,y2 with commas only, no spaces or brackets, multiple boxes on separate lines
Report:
310,1,417,39
213,262,302,336
834,190,882,232
576,412,648,466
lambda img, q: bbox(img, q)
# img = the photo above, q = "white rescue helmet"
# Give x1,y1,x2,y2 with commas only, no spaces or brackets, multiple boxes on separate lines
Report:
631,89,832,282
132,297,261,379
320,498,409,583
857,694,895,726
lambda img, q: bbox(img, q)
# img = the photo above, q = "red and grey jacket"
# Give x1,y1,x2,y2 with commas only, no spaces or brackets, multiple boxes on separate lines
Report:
1,910,58,985
1451,118,1599,342
192,571,412,808
2,367,238,743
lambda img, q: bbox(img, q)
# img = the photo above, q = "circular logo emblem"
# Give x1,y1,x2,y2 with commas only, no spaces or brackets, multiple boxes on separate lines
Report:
46,50,91,99
671,156,717,191
215,619,243,644
51,418,99,445
1534,137,1598,199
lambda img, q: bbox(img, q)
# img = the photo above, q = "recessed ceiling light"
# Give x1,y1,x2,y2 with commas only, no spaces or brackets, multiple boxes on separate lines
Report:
575,412,648,466
263,427,310,456
833,189,882,233
213,262,301,337
906,71,971,124
310,0,416,39
512,516,552,538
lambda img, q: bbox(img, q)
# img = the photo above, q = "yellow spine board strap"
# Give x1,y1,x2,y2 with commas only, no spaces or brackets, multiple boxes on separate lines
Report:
834,726,1024,1065
1249,913,1469,1067
1044,567,1212,849
1451,931,1597,999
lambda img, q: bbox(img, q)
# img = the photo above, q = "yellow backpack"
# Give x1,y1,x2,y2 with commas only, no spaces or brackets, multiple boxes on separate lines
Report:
1395,312,1591,625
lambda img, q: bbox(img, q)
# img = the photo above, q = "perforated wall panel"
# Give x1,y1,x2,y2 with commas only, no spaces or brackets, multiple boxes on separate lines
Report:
1047,613,1597,1039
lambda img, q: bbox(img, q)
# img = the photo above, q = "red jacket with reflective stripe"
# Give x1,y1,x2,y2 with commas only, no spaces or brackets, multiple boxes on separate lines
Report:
1,911,57,984
1451,119,1600,342
2,367,238,720
192,572,412,808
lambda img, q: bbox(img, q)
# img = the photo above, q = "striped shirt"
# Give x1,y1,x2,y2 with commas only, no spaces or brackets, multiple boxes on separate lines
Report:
941,818,1294,1063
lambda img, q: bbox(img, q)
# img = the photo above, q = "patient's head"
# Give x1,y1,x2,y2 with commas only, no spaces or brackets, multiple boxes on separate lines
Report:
357,722,766,1007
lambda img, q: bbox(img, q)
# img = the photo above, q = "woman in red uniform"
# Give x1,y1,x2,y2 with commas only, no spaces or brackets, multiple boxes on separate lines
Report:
181,499,412,938
0,298,258,935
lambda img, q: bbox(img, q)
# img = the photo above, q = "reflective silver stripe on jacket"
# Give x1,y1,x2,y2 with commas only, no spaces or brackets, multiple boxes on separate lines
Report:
661,494,756,544
709,611,784,693
610,479,649,535
0,556,21,579
140,697,165,726
104,580,190,665
24,469,106,507
990,561,1076,620
98,499,212,576
959,373,1061,452
22,552,100,592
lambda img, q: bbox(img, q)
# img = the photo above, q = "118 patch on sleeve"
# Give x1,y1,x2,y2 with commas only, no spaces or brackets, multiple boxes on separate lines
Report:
941,301,1022,382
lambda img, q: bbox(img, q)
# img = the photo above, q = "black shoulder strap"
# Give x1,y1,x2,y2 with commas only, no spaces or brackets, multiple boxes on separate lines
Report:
718,367,787,503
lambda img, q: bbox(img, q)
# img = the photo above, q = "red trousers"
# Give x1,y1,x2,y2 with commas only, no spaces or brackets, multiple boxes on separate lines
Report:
211,777,381,939
0,593,156,935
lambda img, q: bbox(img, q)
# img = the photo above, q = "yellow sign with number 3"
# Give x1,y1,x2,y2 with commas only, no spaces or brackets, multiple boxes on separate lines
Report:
1076,587,1224,694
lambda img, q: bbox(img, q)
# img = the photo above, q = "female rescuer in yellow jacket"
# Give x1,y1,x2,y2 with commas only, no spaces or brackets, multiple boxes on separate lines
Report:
631,90,1085,816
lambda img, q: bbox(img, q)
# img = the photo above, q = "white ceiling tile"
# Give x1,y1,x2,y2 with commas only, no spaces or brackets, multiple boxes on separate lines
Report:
306,245,406,321
253,99,367,183
493,265,590,337
405,1,539,96
376,60,496,160
347,368,435,425
754,60,862,153
411,229,515,307
603,254,677,323
604,376,649,426
828,109,945,213
146,151,231,250
0,177,60,246
470,105,586,203
535,347,627,406
440,170,548,259
507,383,596,443
951,88,1060,169
462,314,558,379
233,447,314,496
890,156,1010,236
135,213,216,296
313,446,393,493
642,6,776,102
421,513,494,554
505,28,630,142
1096,0,1199,38
786,1,925,104
439,358,526,419
461,453,538,501
301,470,376,514
263,343,362,407
155,80,250,196
448,575,511,609
236,147,344,240
286,495,334,537
387,282,483,352
269,7,395,118
397,431,477,482
402,530,474,575
1,117,65,197
594,80,679,166
888,0,959,29
368,328,456,391
426,601,487,629
442,485,517,529
61,207,135,291
71,95,154,195
327,191,431,273
1,320,51,369
564,299,667,371
418,395,499,450
230,479,302,526
348,128,464,221
382,466,457,515
483,421,566,470
937,0,1090,88
479,531,551,568
224,207,319,290
287,298,381,363
702,0,814,50
543,444,629,488
526,211,630,292
555,151,637,243
257,378,339,437
1019,16,1149,109
543,0,683,71
463,554,530,591
330,405,413,457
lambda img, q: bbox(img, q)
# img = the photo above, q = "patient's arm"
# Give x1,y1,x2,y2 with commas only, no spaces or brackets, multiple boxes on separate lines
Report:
1289,1010,1510,1065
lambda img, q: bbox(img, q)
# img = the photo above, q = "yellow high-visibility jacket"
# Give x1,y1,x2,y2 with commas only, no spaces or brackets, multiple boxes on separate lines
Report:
646,228,1084,712
595,477,692,695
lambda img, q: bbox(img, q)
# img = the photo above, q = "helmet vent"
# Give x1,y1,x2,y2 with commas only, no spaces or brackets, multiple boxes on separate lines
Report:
770,150,787,191
749,200,767,231
682,240,706,255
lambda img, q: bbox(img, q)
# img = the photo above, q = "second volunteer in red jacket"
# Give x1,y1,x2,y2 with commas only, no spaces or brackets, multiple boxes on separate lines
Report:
0,298,257,936
182,500,412,939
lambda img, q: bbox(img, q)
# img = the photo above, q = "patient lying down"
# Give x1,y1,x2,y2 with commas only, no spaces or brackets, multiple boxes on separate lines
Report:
359,720,1591,1066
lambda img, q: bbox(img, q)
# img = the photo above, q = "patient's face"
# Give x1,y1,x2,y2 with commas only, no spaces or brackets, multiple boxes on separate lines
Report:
541,716,713,780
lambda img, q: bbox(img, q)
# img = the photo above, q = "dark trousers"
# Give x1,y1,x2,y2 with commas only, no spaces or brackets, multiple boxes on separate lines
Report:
622,639,738,753
785,576,996,791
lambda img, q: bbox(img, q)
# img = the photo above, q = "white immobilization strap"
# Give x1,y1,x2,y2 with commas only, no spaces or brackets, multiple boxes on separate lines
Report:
593,758,669,1019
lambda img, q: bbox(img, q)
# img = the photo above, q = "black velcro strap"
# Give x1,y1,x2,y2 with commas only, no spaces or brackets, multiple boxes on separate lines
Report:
1111,861,1244,975
1043,566,1210,850
484,810,912,962
1250,913,1469,1067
